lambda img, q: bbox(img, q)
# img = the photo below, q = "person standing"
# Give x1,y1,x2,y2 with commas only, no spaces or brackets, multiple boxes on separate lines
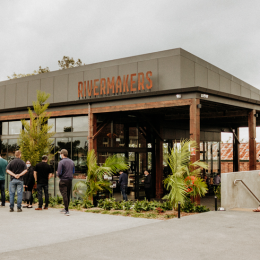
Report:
34,155,52,210
142,170,152,201
6,150,27,212
23,160,35,208
118,170,128,201
57,149,75,216
0,154,8,207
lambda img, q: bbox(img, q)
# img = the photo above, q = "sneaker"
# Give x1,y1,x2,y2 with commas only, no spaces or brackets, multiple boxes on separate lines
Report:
17,208,22,212
60,209,66,213
10,208,14,212
65,211,70,216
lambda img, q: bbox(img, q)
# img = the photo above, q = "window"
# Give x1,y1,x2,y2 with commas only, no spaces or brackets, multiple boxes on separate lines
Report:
2,122,8,135
56,118,72,133
73,116,88,132
9,121,22,135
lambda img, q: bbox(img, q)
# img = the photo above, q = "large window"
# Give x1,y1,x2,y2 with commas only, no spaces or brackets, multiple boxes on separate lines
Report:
49,116,88,133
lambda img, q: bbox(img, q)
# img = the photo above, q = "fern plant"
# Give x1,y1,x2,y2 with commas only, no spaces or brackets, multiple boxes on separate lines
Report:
163,139,208,208
74,150,128,202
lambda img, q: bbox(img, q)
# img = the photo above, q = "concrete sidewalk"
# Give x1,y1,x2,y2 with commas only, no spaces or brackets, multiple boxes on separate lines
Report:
1,206,260,260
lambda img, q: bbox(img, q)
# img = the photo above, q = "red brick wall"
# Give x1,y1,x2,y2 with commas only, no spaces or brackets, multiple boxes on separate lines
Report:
221,161,260,173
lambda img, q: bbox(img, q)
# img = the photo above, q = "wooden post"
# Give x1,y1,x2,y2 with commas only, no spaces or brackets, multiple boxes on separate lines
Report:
190,99,200,204
248,110,256,170
155,124,164,199
190,99,200,162
88,104,97,152
233,128,240,172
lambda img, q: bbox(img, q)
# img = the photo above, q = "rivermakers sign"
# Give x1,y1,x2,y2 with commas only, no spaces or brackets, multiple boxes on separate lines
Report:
78,71,153,99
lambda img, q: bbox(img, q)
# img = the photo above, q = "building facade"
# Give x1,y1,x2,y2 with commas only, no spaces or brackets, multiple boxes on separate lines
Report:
1,48,260,200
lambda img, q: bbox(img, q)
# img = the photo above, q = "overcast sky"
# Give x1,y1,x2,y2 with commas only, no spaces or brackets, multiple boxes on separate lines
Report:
1,0,260,142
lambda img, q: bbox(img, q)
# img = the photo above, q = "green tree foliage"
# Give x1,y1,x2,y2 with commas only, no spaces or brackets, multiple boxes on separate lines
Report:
58,56,83,69
7,66,50,79
18,91,55,166
163,140,208,208
74,150,128,202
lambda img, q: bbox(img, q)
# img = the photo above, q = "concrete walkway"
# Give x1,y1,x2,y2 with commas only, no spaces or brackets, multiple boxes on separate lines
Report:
1,206,260,260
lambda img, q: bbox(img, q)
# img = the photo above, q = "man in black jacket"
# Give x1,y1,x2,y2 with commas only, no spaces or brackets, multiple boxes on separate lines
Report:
142,170,152,201
118,170,128,201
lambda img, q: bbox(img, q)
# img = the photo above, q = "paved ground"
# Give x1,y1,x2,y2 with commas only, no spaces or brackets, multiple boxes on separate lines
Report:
1,205,260,260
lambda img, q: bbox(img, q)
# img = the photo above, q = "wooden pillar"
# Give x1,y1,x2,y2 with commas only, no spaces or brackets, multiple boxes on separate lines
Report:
155,124,163,199
88,105,97,152
233,128,240,172
190,99,200,162
248,110,256,170
190,99,200,204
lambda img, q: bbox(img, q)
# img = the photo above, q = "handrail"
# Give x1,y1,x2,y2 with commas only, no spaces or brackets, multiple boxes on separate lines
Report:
234,179,260,203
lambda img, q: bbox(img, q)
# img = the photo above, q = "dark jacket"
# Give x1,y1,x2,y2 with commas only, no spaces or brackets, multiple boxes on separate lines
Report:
118,172,128,187
57,158,75,180
23,167,35,189
144,174,152,189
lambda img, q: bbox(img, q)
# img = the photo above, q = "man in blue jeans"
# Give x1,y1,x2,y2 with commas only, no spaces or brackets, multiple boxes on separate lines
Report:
6,150,27,212
0,153,8,207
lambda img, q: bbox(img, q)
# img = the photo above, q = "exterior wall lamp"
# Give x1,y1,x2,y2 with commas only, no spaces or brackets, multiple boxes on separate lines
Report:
197,104,202,109
254,113,258,117
176,94,182,98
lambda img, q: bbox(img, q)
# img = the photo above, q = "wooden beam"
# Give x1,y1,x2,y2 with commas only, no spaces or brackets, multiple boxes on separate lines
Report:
233,128,240,172
92,99,192,113
190,99,200,162
248,110,256,170
88,105,97,152
155,122,164,199
190,99,200,205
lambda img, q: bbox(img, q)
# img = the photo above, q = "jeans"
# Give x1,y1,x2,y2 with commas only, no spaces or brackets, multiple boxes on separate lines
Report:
9,179,23,209
59,179,72,211
0,180,5,206
37,184,49,208
120,185,128,201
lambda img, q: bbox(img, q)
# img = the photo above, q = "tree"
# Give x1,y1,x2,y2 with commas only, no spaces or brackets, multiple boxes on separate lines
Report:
7,66,50,79
58,56,83,69
74,150,128,203
163,140,208,208
18,91,55,166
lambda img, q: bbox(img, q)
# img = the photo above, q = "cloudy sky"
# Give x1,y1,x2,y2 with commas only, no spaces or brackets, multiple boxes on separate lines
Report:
1,0,260,142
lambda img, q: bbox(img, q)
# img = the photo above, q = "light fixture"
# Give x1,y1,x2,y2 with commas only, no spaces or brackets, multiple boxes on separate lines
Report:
176,94,182,99
197,104,202,109
254,113,258,117
201,94,209,98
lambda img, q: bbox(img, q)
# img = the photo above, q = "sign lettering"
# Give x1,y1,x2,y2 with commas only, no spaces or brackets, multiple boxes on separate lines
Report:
78,71,153,99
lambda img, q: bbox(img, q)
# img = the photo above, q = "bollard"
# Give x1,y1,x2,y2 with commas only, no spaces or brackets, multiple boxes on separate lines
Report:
215,196,217,211
178,201,181,218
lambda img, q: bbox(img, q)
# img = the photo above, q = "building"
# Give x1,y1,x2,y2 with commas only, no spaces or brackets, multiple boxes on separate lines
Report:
1,48,260,200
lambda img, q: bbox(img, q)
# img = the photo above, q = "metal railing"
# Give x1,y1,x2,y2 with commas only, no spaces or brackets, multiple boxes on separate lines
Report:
234,179,260,203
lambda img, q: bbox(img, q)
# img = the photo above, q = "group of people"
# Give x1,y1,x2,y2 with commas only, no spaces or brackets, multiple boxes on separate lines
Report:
0,149,75,216
118,170,152,201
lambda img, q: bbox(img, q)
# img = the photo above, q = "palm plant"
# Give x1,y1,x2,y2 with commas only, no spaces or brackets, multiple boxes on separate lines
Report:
163,139,208,208
74,150,128,202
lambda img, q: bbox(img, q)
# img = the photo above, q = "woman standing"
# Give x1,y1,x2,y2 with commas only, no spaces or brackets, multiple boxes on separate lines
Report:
23,160,35,208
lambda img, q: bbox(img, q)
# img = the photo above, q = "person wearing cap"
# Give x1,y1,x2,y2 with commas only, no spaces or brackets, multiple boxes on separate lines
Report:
34,155,52,210
57,149,75,216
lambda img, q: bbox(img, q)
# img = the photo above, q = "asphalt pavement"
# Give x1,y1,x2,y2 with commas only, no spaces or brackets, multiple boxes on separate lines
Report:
0,205,259,260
